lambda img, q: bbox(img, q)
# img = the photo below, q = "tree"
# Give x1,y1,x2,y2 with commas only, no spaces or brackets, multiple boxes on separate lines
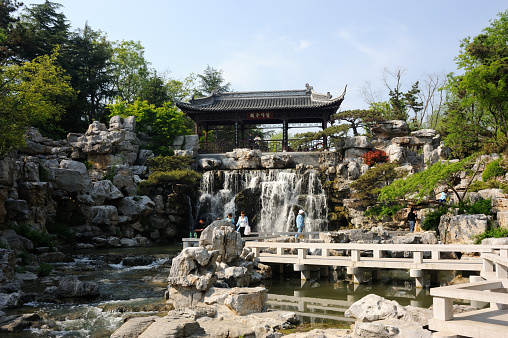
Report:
439,10,508,156
332,109,383,136
107,99,191,155
418,72,447,129
194,65,231,97
64,23,115,130
378,156,480,204
111,40,150,103
349,162,399,207
7,1,70,63
0,50,74,157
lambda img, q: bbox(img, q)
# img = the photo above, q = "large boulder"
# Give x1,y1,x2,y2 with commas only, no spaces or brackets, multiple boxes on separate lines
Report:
200,222,242,263
56,276,99,298
224,286,267,315
345,294,432,326
0,249,16,283
260,154,292,169
438,214,490,244
371,120,409,139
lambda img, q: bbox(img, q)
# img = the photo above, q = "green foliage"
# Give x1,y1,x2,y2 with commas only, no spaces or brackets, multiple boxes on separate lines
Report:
364,204,404,220
361,149,388,166
474,226,508,244
46,222,75,245
350,162,399,206
292,124,350,150
331,109,384,136
13,223,55,249
482,158,506,181
108,100,191,155
37,262,53,277
111,40,150,103
469,179,508,193
146,155,193,172
194,65,231,97
457,199,492,215
0,50,74,157
442,10,508,157
138,170,201,193
421,206,449,231
379,157,475,204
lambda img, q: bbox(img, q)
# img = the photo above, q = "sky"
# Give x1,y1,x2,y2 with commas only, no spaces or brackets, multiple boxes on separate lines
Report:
21,1,508,111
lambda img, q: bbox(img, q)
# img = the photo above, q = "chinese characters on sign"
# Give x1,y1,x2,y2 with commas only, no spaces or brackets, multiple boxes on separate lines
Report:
246,111,273,120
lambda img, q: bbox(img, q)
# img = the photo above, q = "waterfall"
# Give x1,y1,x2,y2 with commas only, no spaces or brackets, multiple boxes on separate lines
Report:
196,169,328,233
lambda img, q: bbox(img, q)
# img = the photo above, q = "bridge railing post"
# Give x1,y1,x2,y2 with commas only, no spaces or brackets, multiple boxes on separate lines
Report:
351,249,360,262
298,248,307,261
433,297,454,321
413,251,423,264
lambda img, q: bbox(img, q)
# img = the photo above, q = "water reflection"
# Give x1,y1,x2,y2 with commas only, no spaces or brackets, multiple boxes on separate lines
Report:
262,276,433,325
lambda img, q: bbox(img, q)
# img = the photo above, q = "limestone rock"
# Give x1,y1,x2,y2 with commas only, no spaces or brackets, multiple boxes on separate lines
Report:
261,154,292,169
224,286,267,315
371,120,409,139
56,276,99,298
198,158,222,170
0,249,16,283
438,214,490,244
345,294,431,326
90,205,118,226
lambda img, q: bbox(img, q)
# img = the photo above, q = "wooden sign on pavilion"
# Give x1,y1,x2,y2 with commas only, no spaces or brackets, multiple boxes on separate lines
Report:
176,83,346,153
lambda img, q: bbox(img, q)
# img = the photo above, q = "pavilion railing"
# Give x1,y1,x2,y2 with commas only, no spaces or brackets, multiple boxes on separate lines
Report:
198,139,325,154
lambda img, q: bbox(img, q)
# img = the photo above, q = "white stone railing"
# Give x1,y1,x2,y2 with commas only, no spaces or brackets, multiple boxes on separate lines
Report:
428,248,508,336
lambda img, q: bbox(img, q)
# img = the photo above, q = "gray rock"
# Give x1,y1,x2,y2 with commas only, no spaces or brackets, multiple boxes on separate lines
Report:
56,276,99,298
224,286,267,315
439,214,490,244
90,205,119,225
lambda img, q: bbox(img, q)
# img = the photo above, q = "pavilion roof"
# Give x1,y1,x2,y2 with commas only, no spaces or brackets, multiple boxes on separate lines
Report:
176,84,346,113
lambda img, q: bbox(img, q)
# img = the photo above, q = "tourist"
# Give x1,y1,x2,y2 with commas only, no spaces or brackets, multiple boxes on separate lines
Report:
236,211,249,236
225,213,235,224
407,207,417,232
295,209,305,239
193,218,206,238
248,133,254,149
439,189,448,203
254,135,261,149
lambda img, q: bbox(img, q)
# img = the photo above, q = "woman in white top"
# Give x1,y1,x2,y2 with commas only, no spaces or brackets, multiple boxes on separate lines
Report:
236,211,249,236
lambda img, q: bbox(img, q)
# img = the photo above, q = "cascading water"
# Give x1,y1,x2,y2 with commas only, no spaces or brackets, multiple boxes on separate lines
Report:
196,169,328,232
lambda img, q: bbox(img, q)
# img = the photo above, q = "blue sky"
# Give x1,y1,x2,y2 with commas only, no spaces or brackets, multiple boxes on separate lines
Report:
23,1,508,111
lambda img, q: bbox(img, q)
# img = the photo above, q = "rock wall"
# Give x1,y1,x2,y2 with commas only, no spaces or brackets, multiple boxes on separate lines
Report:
0,116,194,250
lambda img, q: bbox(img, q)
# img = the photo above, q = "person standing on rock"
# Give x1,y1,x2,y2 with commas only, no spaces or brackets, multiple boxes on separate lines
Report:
407,207,417,232
236,211,249,236
295,209,305,239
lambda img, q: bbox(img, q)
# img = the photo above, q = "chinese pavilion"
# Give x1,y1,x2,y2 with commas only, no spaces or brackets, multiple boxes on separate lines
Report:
176,83,346,153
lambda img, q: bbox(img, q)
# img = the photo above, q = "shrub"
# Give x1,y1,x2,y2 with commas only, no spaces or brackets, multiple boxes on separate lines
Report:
474,226,508,244
37,262,53,277
138,169,202,194
421,206,448,232
364,204,404,220
46,222,76,245
361,149,389,166
482,158,506,182
457,199,492,215
13,223,55,248
147,155,194,172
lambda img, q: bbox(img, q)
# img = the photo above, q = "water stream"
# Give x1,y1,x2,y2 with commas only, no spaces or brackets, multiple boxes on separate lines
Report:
197,169,328,232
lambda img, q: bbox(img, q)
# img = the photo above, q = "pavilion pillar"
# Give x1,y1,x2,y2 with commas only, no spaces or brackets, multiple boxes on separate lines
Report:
234,121,239,147
322,119,327,149
282,120,288,151
241,124,245,148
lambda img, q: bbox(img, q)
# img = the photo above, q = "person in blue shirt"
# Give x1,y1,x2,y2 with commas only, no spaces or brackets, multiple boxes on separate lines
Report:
295,209,305,239
225,213,235,224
